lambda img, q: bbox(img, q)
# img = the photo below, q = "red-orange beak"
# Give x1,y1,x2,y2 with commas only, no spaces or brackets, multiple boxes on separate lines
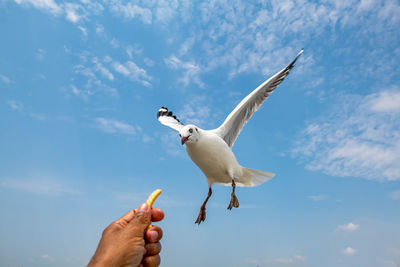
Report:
181,136,189,145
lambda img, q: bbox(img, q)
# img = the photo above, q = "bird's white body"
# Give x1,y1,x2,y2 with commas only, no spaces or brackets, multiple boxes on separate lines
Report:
185,130,242,187
157,49,303,223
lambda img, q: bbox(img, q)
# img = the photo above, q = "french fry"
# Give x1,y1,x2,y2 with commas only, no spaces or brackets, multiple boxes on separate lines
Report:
145,189,162,230
146,189,162,208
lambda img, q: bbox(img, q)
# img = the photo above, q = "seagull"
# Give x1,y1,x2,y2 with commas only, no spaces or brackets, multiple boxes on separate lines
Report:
157,49,303,224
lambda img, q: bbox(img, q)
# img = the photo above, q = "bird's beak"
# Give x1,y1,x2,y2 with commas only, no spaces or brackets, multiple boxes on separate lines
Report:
181,136,189,145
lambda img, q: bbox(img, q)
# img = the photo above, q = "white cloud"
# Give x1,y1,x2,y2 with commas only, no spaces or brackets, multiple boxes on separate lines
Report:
14,0,62,15
94,117,138,135
7,100,23,111
29,112,47,120
307,195,328,201
109,1,152,24
112,60,152,87
389,190,400,200
73,56,118,98
112,62,130,76
160,131,183,156
275,257,294,263
41,254,55,262
70,84,90,101
0,178,78,196
144,58,155,67
110,38,120,49
164,56,204,88
95,24,105,36
338,222,360,232
0,74,11,84
65,3,87,23
103,55,112,63
92,57,114,81
293,89,400,181
36,48,46,60
343,247,357,256
174,95,215,128
370,91,400,112
14,0,102,24
78,26,87,36
274,254,306,264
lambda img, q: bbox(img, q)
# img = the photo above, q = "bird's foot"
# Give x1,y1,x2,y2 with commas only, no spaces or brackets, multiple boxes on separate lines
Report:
195,207,206,224
227,193,239,210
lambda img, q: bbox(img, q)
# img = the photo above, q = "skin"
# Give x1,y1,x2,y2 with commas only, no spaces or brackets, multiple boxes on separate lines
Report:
88,203,164,267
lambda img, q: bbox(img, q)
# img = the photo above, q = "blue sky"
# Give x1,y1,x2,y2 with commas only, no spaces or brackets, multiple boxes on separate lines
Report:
0,0,400,266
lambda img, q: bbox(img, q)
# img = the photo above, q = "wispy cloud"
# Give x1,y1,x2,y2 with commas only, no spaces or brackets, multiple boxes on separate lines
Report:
70,84,91,101
14,0,62,15
275,255,306,264
112,60,152,87
292,89,400,181
94,117,139,135
177,95,212,127
338,222,360,232
14,0,103,25
370,90,400,112
29,112,47,121
72,53,119,98
13,1,400,86
307,194,328,201
0,178,79,196
93,57,114,81
108,1,152,24
65,3,83,23
0,74,11,84
7,100,23,111
164,55,204,88
159,131,183,156
343,247,357,256
41,254,55,262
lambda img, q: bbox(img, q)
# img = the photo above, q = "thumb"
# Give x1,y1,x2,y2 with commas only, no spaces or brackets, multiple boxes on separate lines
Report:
128,203,151,237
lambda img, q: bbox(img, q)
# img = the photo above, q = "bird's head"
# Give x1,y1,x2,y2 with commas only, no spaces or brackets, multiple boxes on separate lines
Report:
179,124,200,145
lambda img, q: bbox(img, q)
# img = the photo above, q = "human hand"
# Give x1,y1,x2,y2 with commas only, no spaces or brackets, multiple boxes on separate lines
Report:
88,203,164,267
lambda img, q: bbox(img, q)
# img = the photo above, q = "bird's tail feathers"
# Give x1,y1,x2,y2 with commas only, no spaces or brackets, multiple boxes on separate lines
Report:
237,167,275,187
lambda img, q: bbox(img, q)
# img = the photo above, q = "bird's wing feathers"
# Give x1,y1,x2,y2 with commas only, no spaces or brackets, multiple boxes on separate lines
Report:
157,107,184,132
214,49,303,147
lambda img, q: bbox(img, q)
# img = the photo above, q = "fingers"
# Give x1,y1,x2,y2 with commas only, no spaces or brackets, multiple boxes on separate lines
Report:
114,206,164,226
128,203,151,236
142,254,161,267
145,242,161,256
145,226,163,243
114,209,137,227
151,208,164,222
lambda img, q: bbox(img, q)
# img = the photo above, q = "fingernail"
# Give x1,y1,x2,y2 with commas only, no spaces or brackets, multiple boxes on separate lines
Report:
139,203,149,212
149,230,158,241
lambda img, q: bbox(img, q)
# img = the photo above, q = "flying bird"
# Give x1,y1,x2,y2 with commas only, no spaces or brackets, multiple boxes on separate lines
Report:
157,49,303,224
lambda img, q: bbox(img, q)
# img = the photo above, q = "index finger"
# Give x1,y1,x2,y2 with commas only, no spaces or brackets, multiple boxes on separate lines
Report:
151,208,164,222
114,209,137,227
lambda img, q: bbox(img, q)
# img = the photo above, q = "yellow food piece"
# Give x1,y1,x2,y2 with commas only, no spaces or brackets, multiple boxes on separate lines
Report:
146,189,162,208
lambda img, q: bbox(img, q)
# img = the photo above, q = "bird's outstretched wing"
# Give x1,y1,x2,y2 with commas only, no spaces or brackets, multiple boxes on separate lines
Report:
157,107,184,132
213,49,303,147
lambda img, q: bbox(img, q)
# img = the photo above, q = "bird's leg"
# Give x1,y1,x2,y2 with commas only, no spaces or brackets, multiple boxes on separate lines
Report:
227,179,239,210
195,187,212,224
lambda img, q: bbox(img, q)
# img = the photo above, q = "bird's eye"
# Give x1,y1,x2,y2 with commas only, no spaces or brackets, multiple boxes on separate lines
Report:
179,134,181,137
195,128,198,132
189,128,193,133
